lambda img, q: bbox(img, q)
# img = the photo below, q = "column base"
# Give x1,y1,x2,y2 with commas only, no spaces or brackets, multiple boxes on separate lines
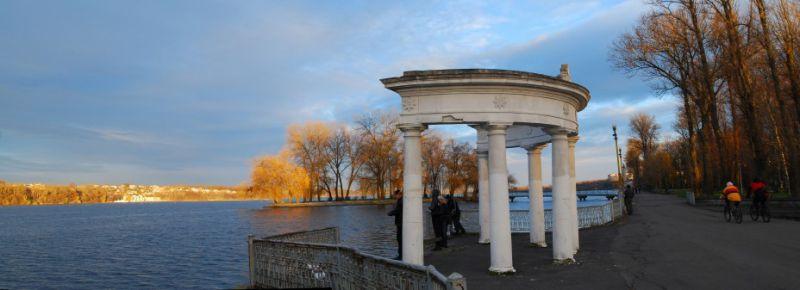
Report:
478,239,491,245
553,258,576,265
529,242,548,248
488,266,516,275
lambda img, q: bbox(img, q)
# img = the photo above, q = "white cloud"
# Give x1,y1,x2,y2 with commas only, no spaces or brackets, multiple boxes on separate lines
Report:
0,0,669,185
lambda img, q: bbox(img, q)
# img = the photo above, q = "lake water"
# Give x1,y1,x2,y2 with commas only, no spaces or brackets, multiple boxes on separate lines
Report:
0,193,611,289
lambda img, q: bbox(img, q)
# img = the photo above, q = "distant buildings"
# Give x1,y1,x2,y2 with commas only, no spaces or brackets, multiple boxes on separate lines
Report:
21,183,239,203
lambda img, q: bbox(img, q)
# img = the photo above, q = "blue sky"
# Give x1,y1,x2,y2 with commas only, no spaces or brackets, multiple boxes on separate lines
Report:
0,0,678,186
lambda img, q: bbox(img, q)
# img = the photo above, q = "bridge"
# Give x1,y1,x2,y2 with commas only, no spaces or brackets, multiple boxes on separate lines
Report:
508,190,618,202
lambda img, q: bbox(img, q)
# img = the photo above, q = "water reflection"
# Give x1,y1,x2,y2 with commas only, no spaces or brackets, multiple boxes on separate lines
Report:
0,192,614,289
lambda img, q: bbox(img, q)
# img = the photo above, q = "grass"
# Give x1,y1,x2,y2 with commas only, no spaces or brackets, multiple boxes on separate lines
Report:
770,191,792,199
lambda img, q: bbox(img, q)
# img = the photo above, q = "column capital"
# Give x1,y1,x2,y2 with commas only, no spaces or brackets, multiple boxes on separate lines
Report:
397,123,426,136
545,127,570,138
525,143,548,154
487,122,512,135
568,135,580,147
468,124,487,131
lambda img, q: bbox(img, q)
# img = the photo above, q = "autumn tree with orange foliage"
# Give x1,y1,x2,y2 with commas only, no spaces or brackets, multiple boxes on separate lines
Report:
255,110,479,202
613,0,800,196
287,122,332,202
250,151,310,204
355,111,402,200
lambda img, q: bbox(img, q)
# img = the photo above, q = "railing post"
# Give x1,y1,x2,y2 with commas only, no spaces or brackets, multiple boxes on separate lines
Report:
448,272,467,290
248,234,255,288
610,200,615,222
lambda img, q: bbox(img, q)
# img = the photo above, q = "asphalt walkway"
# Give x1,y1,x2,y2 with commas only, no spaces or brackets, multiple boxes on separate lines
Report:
425,192,800,289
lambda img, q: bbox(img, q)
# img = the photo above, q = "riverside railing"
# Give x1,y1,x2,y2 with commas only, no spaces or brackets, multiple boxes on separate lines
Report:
248,227,465,290
460,198,624,233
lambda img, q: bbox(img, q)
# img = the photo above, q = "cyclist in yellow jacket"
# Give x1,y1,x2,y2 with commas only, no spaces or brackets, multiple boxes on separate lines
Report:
722,181,742,211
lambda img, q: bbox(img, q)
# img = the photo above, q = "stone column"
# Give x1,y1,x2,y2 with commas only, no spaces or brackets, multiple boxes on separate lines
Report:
568,135,580,253
548,128,573,262
487,123,515,273
527,144,547,247
477,150,491,244
472,125,491,244
399,124,425,265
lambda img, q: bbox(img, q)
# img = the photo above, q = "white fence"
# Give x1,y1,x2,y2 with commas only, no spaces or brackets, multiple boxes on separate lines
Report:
460,198,624,233
249,227,465,290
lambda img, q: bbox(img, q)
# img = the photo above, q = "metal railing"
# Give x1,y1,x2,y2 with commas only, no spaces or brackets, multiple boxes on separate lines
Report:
248,227,464,290
461,198,625,233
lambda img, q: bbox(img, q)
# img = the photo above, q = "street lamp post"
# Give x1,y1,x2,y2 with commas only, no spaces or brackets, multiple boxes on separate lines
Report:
612,125,623,191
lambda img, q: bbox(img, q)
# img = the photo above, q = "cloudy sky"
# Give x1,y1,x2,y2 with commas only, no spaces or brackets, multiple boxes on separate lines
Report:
0,0,679,186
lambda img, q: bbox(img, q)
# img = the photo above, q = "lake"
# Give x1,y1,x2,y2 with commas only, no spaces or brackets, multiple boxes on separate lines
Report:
0,194,610,289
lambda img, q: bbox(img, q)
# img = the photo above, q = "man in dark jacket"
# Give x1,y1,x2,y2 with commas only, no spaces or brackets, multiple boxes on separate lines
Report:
387,189,403,259
624,184,635,215
431,194,450,251
446,194,466,235
429,189,442,243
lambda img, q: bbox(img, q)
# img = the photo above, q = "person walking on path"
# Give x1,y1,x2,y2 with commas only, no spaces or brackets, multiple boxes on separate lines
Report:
624,184,635,215
387,189,403,260
446,194,466,235
431,195,450,251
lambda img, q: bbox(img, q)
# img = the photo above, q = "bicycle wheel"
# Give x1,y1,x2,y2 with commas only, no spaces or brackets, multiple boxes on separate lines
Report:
749,204,759,221
724,207,732,222
762,205,771,223
735,207,743,224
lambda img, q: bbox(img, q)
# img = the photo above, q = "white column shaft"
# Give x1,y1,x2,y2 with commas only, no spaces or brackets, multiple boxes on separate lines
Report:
528,145,547,247
401,126,424,265
478,151,491,244
550,130,574,261
569,137,579,253
488,124,514,273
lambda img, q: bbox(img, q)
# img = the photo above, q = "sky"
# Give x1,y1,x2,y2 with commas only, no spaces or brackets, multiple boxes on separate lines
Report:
0,0,680,186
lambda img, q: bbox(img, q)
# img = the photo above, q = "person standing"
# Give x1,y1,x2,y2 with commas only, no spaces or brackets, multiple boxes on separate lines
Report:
431,195,449,251
387,189,403,260
429,189,442,243
446,194,466,235
624,184,635,215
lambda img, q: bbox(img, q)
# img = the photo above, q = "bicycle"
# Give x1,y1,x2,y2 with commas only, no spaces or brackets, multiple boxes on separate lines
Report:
749,197,772,223
724,203,743,224
749,202,760,221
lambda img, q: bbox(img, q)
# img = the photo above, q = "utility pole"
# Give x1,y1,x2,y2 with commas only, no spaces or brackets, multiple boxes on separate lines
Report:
612,125,624,190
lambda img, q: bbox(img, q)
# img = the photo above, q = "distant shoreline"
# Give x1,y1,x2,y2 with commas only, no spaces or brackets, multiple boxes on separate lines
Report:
0,199,270,207
271,198,445,208
271,199,395,207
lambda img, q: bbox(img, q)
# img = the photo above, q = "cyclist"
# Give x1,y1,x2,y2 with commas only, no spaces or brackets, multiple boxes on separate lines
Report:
748,177,768,213
722,181,742,213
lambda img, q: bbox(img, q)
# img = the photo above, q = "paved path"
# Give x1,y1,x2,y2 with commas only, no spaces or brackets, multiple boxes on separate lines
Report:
426,192,800,289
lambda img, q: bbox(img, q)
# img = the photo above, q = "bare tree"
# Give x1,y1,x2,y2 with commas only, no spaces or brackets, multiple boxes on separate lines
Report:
355,111,400,199
422,132,446,195
287,122,331,201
